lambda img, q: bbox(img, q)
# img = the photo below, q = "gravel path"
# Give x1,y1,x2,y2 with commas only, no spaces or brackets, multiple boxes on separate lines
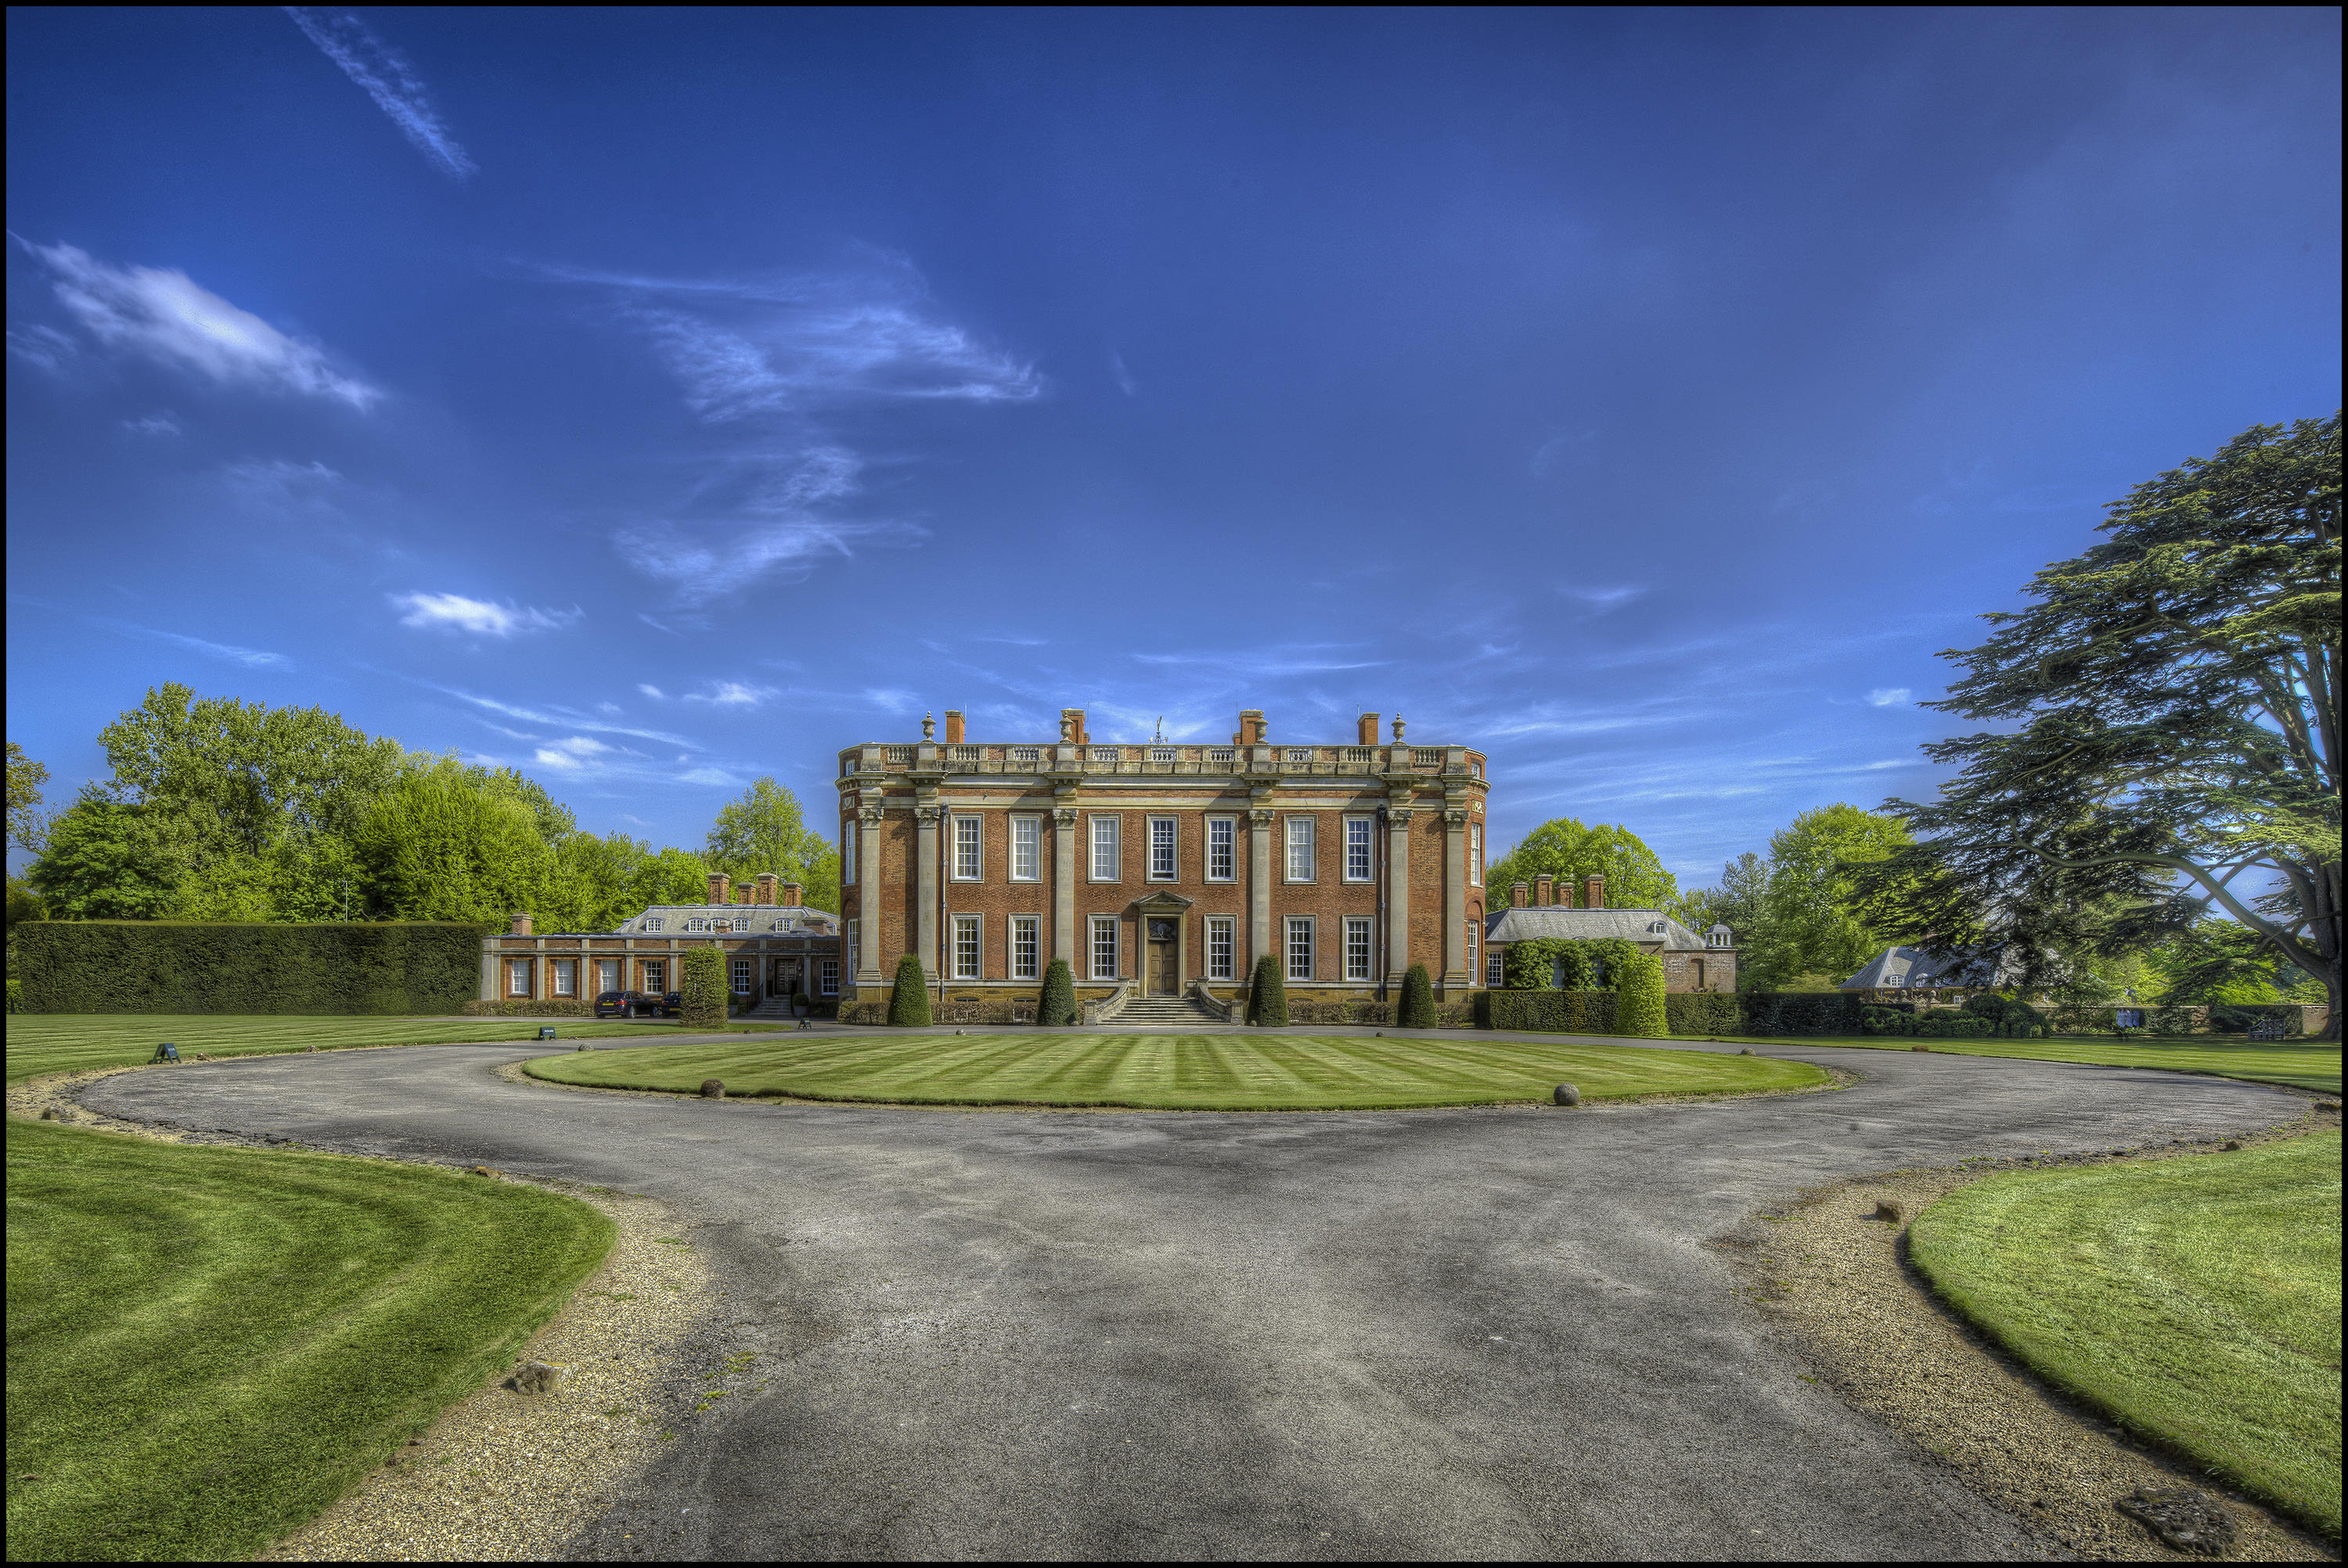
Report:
81,1037,2317,1561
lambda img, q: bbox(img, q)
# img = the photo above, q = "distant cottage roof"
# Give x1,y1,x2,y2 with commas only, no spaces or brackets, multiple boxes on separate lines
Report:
614,903,837,936
1483,908,1722,951
1841,944,2015,990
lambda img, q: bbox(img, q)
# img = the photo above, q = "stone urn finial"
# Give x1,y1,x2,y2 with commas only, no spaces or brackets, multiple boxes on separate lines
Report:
922,711,935,740
1392,714,1406,742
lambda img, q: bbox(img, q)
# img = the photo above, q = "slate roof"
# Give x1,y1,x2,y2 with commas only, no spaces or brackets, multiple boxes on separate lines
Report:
1483,908,1723,951
1840,944,2015,990
614,903,838,936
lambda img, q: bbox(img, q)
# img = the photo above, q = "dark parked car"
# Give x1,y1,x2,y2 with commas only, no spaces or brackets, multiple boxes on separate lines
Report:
657,991,684,1018
594,990,655,1019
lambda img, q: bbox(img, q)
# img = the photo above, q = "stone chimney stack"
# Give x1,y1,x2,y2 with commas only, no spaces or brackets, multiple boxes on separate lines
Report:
1356,713,1380,746
1060,708,1089,744
780,881,803,908
708,872,729,906
1585,875,1605,910
1235,710,1266,745
1533,872,1554,907
1511,881,1529,909
755,873,778,905
510,911,532,936
944,710,965,744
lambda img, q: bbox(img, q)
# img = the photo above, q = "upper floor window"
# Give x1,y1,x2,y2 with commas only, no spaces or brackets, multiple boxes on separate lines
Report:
1090,815,1121,880
1285,815,1316,881
641,917,664,933
1149,816,1177,879
1010,815,1041,881
953,815,981,880
1344,816,1373,881
843,819,857,885
1469,823,1482,886
1206,817,1236,881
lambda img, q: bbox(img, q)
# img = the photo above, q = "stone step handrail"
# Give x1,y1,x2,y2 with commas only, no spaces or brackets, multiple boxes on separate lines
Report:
1082,980,1136,1026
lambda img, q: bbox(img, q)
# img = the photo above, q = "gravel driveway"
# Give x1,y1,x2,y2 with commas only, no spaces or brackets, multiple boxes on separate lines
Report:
85,1038,2307,1560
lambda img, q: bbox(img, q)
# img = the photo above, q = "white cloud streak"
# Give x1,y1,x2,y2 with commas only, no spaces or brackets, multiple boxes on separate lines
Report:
284,8,477,179
16,239,380,408
683,682,777,707
533,736,612,771
110,620,290,667
1866,688,1913,707
416,682,690,746
391,592,581,638
614,518,920,606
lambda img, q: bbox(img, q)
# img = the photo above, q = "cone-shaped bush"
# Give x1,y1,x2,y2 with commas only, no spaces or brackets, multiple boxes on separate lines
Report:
1399,962,1436,1028
1248,953,1287,1026
1039,957,1077,1026
887,951,932,1027
679,947,729,1030
1615,949,1669,1038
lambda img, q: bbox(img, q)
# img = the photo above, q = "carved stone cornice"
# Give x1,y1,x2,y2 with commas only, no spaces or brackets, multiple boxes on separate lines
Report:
1388,807,1417,824
915,806,947,825
859,804,886,824
1443,810,1468,828
1051,806,1079,825
1247,807,1276,826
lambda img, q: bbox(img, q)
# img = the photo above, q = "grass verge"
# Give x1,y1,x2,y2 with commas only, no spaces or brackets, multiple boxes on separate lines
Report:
1682,1033,2339,1095
1909,1130,2342,1539
523,1030,1828,1109
4,1014,782,1085
5,1118,614,1562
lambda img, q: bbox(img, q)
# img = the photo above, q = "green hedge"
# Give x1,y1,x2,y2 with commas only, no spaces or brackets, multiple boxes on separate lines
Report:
1615,951,1668,1038
1479,989,1619,1034
1038,958,1076,1027
1399,964,1436,1028
886,953,931,1027
1741,991,1872,1036
1248,955,1287,1027
1919,1011,1996,1038
461,998,592,1018
1664,992,1744,1035
12,921,498,1015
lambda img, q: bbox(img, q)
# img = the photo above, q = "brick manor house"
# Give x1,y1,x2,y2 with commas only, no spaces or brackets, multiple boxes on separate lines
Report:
838,709,1489,1020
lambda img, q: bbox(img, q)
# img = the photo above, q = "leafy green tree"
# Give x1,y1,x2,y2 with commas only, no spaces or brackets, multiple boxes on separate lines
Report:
351,770,557,922
7,741,53,854
6,876,45,929
1850,415,2341,1038
621,845,715,912
1486,818,1679,911
887,951,931,1026
1743,805,1914,992
1248,953,1287,1026
678,946,729,1030
1399,963,1435,1027
25,798,183,919
707,778,838,914
1614,949,1669,1038
1673,852,1766,941
1038,957,1077,1025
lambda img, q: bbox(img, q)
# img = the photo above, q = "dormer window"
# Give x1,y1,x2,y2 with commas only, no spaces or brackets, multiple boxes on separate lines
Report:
685,918,706,933
643,918,664,933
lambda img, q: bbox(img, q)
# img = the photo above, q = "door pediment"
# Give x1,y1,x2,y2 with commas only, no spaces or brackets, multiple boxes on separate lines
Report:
1133,889,1194,912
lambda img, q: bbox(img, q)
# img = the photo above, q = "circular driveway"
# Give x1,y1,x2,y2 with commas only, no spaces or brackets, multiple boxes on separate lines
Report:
87,1038,2305,1561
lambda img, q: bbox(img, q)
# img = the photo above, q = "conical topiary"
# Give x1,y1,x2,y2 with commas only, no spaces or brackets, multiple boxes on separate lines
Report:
1399,962,1436,1028
1038,957,1077,1026
887,951,932,1027
1248,953,1287,1026
679,947,728,1030
1614,949,1669,1038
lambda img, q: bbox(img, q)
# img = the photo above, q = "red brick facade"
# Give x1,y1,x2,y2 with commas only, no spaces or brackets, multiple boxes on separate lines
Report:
837,710,1490,1007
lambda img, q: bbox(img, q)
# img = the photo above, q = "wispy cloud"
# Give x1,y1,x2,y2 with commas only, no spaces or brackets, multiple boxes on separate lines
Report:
533,736,613,771
284,8,476,179
637,684,665,699
683,681,778,707
1132,644,1388,677
122,412,180,436
1108,351,1137,396
414,682,690,746
15,239,380,408
1561,584,1648,612
110,620,290,668
614,517,919,606
1866,688,1912,707
391,592,581,638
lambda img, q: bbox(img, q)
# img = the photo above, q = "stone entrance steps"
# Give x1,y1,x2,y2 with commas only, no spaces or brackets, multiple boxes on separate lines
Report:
1113,995,1227,1025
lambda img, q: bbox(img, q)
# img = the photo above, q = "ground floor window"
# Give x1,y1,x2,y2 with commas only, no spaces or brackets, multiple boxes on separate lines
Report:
552,958,577,997
730,958,752,994
1486,948,1504,987
506,958,531,997
1090,915,1118,980
1344,917,1372,981
1286,917,1314,982
597,958,620,993
954,915,981,980
1010,915,1040,980
642,959,666,993
846,919,859,976
820,958,840,996
1465,923,1478,984
1206,915,1235,980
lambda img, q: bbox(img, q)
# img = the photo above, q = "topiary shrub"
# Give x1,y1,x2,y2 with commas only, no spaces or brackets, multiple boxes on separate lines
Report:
1614,950,1668,1038
1038,957,1076,1026
1664,991,1743,1035
1860,1005,1918,1036
1248,953,1287,1026
678,947,728,1030
1742,991,1870,1036
1479,989,1616,1034
887,951,931,1027
461,998,593,1018
1399,963,1436,1028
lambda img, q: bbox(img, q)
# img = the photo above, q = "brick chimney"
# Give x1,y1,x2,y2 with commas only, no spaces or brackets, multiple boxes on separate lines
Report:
1356,712,1380,746
1532,872,1553,906
779,881,803,908
1511,881,1529,908
944,710,965,744
1235,709,1266,745
1060,707,1088,744
754,872,778,905
1584,875,1604,910
510,911,532,936
708,872,729,906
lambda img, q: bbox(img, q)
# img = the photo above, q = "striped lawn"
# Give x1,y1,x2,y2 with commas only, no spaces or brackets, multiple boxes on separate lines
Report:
523,1031,1828,1109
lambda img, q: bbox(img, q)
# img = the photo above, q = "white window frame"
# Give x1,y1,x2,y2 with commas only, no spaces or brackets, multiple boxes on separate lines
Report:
843,818,856,885
1206,915,1236,980
1148,815,1178,880
506,958,531,997
685,917,707,933
1486,947,1505,987
1010,915,1040,980
1465,922,1478,984
641,959,666,992
1205,816,1237,882
1344,916,1372,981
596,958,620,994
1010,815,1042,882
1089,915,1120,980
820,958,839,995
952,815,982,881
846,919,859,976
953,914,981,980
1090,815,1122,882
730,958,753,994
1285,815,1316,883
552,958,577,997
1343,815,1373,882
642,917,664,933
1286,915,1315,982
1469,822,1482,886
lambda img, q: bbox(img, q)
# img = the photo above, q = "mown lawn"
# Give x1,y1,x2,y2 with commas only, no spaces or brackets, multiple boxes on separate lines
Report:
5,1119,613,1562
1911,1130,2343,1539
524,1030,1828,1109
4,1013,781,1084
1674,1033,2340,1095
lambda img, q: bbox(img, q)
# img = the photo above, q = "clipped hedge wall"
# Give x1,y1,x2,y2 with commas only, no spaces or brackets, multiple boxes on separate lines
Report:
1741,991,1873,1037
1664,992,1744,1035
463,998,592,1018
12,920,499,1015
1479,989,1619,1034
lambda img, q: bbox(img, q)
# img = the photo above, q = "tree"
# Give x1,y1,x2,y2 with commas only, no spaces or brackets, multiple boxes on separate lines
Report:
887,951,931,1026
1038,957,1077,1025
1673,852,1766,940
1248,953,1287,1026
351,769,557,922
7,741,53,854
678,946,728,1029
1486,818,1679,910
1850,416,2341,1038
1614,949,1669,1038
1743,805,1915,992
24,798,183,919
707,778,837,913
1399,963,1435,1027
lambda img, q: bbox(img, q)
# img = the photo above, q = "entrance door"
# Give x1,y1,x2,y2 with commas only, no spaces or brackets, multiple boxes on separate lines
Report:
772,958,800,1000
1147,919,1178,995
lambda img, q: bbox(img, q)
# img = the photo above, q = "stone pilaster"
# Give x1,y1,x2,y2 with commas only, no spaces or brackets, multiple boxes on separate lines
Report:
916,804,943,980
856,801,886,981
1052,803,1079,966
1248,807,1275,966
1443,807,1469,988
1386,804,1414,985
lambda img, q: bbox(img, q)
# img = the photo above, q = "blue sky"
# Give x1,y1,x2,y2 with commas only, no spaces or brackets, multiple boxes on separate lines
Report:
7,8,2339,883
